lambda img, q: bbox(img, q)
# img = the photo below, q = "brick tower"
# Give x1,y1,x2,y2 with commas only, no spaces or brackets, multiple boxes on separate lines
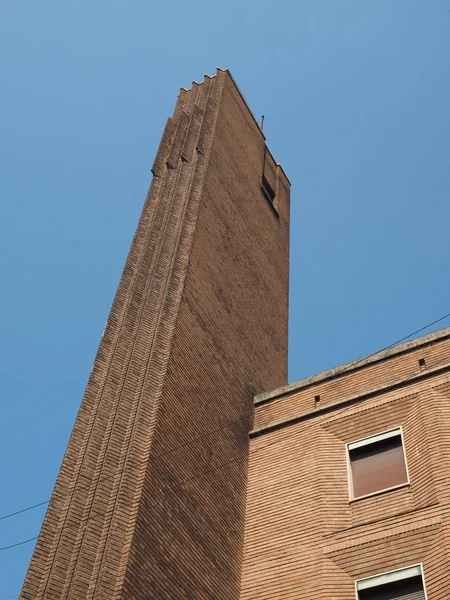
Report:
21,69,290,599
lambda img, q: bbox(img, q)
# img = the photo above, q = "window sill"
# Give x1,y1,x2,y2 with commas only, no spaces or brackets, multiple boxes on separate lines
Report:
350,482,410,504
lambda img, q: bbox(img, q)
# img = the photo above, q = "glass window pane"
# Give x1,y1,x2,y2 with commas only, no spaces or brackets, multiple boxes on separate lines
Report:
350,435,408,498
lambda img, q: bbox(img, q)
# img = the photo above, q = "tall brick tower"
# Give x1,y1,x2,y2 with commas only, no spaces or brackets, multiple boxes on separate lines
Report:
21,69,290,599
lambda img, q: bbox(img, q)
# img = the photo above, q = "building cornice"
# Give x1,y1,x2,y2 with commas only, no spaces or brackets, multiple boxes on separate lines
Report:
255,326,450,407
251,360,450,438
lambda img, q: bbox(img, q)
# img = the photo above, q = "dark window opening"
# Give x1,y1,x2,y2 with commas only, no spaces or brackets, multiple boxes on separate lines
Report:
348,429,408,499
358,575,425,600
261,177,275,204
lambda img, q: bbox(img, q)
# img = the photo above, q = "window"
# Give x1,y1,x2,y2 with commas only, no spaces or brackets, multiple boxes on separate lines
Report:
261,176,275,204
356,564,426,600
347,428,409,500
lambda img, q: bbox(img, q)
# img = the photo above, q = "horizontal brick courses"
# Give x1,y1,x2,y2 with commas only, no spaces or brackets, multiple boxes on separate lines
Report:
241,332,450,599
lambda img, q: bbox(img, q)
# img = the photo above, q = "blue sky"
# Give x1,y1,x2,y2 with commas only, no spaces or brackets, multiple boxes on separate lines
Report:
1,0,449,596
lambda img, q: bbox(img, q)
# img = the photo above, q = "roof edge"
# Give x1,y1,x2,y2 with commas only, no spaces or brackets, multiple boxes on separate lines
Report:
178,69,291,186
221,67,292,185
219,68,291,186
251,360,450,437
255,325,450,406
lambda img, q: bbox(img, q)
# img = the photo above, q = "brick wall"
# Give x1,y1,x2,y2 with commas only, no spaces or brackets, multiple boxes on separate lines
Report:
255,333,450,431
21,69,290,600
240,331,450,599
122,71,290,600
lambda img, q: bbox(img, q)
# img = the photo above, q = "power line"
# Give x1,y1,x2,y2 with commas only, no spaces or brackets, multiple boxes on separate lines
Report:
385,311,450,348
0,311,449,554
0,501,49,523
1,310,449,527
0,536,39,552
1,335,449,600
0,395,353,553
0,348,442,555
0,412,253,525
346,311,450,371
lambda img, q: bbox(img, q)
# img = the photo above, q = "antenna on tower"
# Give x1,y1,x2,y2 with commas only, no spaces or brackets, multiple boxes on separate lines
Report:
261,115,265,131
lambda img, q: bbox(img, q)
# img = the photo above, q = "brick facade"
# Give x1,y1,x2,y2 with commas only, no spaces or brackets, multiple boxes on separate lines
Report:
21,68,450,600
241,328,450,599
21,69,290,599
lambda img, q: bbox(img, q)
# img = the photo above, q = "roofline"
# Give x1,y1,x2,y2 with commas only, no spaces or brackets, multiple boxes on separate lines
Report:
251,360,450,438
255,325,450,406
220,69,291,186
216,68,266,140
180,69,291,186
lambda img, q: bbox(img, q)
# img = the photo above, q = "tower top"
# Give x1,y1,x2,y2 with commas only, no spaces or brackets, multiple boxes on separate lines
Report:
179,68,291,184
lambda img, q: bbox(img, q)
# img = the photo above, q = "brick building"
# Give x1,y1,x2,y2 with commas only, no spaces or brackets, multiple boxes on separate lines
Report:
242,327,450,600
21,69,450,599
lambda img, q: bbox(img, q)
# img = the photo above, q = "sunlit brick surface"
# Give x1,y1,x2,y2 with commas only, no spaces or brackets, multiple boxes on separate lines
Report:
241,329,450,599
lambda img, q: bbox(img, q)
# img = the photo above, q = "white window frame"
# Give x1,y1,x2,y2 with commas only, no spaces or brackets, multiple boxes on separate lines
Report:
355,563,428,599
346,426,410,502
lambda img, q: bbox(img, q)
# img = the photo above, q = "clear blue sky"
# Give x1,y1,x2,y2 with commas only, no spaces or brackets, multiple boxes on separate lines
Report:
1,0,449,596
